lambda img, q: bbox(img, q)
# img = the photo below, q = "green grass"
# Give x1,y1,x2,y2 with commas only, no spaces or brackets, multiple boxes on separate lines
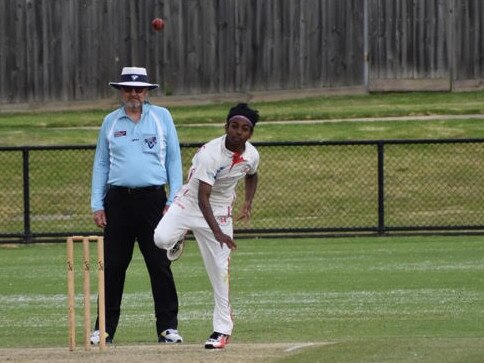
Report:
1,91,484,238
1,91,484,146
1,92,483,361
0,235,483,362
1,91,484,236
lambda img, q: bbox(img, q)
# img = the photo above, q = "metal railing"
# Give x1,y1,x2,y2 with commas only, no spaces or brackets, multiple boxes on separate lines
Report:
1,139,483,243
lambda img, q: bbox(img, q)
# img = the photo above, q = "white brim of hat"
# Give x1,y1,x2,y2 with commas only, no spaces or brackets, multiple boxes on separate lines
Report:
109,81,159,90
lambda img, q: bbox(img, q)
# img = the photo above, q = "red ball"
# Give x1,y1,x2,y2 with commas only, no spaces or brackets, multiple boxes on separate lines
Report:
151,18,165,31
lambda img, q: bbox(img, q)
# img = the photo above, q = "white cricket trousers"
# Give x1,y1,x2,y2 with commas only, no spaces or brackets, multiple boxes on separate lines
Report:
154,202,233,336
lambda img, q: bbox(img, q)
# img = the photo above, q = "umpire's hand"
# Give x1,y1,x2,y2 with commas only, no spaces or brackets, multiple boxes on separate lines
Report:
93,210,107,228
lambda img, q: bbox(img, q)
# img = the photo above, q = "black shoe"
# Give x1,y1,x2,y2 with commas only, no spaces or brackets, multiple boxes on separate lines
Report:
204,332,229,349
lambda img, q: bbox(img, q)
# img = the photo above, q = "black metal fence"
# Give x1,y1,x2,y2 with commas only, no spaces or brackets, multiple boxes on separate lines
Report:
1,139,484,243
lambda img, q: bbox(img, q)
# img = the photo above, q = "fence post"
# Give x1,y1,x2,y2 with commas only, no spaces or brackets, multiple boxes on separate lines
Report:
377,142,385,235
363,0,369,91
448,0,455,91
22,148,31,243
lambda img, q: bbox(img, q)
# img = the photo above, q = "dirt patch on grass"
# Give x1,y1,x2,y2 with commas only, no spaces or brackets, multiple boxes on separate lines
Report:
0,342,328,363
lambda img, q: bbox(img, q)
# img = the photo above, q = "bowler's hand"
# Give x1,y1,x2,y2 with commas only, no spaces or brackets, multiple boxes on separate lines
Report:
214,231,237,250
93,210,107,229
236,202,252,222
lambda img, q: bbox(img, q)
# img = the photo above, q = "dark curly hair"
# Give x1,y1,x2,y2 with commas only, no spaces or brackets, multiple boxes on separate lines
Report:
226,103,259,128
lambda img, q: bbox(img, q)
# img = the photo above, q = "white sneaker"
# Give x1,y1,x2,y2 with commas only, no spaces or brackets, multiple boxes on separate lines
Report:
167,238,185,261
90,330,100,345
159,328,183,343
90,330,111,344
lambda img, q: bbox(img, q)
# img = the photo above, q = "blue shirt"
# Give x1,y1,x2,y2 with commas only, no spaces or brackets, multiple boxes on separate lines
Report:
91,102,183,212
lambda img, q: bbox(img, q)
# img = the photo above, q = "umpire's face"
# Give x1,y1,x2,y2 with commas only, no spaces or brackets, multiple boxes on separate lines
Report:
120,86,148,110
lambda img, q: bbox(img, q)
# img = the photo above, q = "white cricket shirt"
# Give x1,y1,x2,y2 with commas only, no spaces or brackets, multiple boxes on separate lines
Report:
174,135,259,216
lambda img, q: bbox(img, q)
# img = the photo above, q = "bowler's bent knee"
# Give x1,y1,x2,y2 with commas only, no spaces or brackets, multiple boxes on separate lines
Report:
153,227,173,250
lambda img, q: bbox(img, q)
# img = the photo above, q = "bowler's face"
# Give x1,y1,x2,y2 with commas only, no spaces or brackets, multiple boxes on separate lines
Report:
225,117,253,146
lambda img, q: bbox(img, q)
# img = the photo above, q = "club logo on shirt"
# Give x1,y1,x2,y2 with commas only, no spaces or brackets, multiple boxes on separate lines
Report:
216,216,230,226
114,130,127,137
144,136,157,149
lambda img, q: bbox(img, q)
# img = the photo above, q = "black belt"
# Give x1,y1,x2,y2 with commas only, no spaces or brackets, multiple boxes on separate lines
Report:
108,185,164,194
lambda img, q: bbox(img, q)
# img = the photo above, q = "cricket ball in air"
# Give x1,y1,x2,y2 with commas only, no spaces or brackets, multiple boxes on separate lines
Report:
152,18,165,31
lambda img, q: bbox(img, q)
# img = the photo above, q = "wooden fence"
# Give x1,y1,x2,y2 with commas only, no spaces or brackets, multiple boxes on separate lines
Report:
369,0,484,91
0,0,483,105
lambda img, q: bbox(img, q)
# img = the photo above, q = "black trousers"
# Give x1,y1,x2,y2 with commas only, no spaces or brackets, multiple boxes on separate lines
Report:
95,186,178,339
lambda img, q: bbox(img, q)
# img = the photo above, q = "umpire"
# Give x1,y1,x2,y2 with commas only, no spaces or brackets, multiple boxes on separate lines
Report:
90,66,183,344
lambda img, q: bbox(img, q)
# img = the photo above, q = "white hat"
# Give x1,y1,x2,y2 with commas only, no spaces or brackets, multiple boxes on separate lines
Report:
109,67,159,90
